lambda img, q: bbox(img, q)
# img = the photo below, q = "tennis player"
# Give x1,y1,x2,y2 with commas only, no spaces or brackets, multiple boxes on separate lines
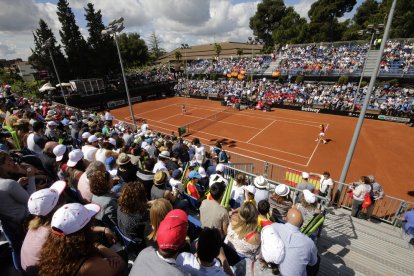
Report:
182,104,186,114
316,124,328,144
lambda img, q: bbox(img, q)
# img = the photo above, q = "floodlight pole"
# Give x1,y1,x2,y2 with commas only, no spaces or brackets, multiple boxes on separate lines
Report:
45,42,68,106
339,0,397,184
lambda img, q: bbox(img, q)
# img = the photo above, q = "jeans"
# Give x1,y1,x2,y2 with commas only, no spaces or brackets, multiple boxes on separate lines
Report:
351,199,363,217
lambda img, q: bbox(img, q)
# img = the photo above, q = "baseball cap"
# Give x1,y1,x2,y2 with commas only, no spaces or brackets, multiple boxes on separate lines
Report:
67,149,84,167
51,203,100,236
28,181,67,216
261,225,285,264
172,169,182,179
302,172,309,179
87,135,98,143
53,144,67,162
108,138,116,147
303,189,316,204
216,164,225,172
156,209,188,250
188,171,201,180
245,185,256,195
81,132,91,139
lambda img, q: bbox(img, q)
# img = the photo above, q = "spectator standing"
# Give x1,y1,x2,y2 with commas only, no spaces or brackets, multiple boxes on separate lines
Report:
104,109,114,125
367,175,384,222
350,176,372,218
230,173,247,209
295,172,315,203
26,121,46,155
400,209,414,245
153,150,170,173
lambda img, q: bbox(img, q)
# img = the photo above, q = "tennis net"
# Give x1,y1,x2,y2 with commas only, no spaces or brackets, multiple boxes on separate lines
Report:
180,108,235,135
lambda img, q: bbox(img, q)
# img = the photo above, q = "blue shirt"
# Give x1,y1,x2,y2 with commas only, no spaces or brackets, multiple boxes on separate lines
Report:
272,223,318,276
403,210,414,232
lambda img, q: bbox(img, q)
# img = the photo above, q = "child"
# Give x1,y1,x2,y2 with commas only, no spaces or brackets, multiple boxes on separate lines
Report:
257,200,272,231
316,124,328,144
186,171,202,200
244,185,257,206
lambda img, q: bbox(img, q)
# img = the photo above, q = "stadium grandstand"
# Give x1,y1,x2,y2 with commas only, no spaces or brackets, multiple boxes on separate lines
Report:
2,0,414,275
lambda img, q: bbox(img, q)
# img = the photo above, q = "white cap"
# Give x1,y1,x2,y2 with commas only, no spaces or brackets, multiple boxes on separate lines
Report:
67,149,84,167
275,184,290,197
47,110,56,116
28,181,67,216
195,154,204,164
47,121,59,127
53,144,66,162
303,189,316,204
245,185,256,195
216,164,224,172
87,135,98,143
198,167,207,178
108,138,116,147
81,132,91,139
261,225,285,264
51,203,100,236
302,172,309,179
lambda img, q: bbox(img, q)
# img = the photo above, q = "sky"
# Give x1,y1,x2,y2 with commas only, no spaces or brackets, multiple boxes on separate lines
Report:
0,0,363,60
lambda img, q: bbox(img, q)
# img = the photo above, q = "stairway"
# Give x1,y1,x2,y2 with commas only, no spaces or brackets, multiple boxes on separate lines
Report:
264,56,284,75
362,50,382,77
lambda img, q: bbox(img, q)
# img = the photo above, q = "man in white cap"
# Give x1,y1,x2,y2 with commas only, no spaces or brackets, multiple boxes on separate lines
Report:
295,172,315,204
209,164,228,187
82,135,99,162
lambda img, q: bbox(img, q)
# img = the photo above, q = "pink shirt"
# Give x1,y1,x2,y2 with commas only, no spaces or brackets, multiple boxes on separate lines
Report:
78,172,92,203
21,226,50,274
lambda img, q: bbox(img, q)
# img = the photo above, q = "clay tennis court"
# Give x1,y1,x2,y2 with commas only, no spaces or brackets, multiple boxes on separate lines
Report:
111,97,414,201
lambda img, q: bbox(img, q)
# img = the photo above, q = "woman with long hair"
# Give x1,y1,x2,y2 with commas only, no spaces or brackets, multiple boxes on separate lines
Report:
230,173,247,208
38,203,125,276
224,201,260,258
147,198,173,243
117,182,149,244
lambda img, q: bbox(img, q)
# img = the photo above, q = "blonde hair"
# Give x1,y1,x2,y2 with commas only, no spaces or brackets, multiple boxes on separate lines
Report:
235,173,246,187
231,201,258,239
147,198,173,241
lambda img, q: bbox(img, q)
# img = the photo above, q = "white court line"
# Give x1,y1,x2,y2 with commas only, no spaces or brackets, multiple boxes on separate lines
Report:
179,103,325,126
246,120,276,143
305,124,329,167
158,107,198,122
146,120,307,167
133,104,176,116
142,117,309,159
180,114,262,130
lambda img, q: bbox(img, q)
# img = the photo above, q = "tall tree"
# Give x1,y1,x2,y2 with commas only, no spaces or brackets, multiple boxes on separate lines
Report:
214,43,222,58
308,0,357,42
28,19,70,82
272,7,308,45
84,2,118,77
353,0,380,27
117,33,149,67
249,0,288,47
148,31,165,61
57,0,89,79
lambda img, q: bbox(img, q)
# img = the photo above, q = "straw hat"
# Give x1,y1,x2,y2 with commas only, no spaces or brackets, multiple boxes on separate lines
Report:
116,153,131,166
153,171,168,186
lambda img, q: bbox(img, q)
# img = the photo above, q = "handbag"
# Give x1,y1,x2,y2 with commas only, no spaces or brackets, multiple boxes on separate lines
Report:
362,192,372,208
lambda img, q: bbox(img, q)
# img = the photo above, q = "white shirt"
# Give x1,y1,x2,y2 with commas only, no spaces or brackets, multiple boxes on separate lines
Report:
230,185,245,207
195,145,205,158
153,160,168,174
209,174,228,187
169,178,183,192
104,112,114,121
176,252,226,276
319,176,334,194
141,123,149,133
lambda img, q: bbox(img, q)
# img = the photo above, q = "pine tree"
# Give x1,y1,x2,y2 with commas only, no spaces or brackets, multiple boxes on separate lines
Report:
148,32,166,61
57,0,89,79
84,2,118,77
28,19,70,82
117,33,149,68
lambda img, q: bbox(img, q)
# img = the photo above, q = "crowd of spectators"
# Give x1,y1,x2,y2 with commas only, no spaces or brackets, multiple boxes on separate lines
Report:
0,84,333,275
187,56,272,75
276,40,414,76
174,79,414,116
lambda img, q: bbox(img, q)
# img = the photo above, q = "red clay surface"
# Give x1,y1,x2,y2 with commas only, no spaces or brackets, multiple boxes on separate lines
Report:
111,97,414,201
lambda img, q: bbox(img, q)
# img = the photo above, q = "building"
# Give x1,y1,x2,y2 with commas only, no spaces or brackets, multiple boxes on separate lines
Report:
16,61,37,82
157,41,264,64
